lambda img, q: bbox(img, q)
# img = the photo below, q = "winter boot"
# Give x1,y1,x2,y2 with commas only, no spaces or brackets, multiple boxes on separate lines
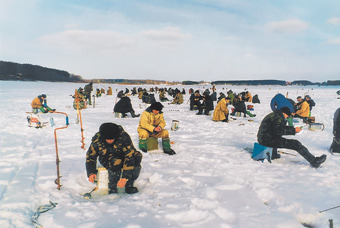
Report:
125,186,139,194
125,166,141,194
108,169,121,194
271,148,281,160
130,110,140,118
139,139,148,152
162,139,176,155
310,155,327,168
297,146,322,167
246,111,256,117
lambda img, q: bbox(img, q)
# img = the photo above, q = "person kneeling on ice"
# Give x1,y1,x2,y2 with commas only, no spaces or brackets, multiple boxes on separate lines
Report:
31,94,55,113
86,123,143,194
257,107,326,168
138,102,176,155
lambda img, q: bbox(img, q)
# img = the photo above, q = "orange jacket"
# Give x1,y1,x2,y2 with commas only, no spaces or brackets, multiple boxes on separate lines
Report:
31,97,43,108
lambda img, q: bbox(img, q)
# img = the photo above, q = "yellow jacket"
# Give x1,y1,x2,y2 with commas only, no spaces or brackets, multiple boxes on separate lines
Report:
213,98,229,121
138,91,144,99
107,87,112,95
296,101,310,117
138,108,166,132
31,97,43,108
245,92,252,102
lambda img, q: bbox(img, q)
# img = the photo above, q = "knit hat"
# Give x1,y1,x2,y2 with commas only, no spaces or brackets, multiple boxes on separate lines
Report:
297,96,302,100
280,107,292,117
150,102,163,111
41,94,47,98
99,123,121,140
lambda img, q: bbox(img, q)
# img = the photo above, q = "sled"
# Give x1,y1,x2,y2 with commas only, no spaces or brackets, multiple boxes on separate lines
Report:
26,112,54,128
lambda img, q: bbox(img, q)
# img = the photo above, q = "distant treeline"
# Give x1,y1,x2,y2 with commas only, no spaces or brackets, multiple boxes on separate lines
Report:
0,60,339,85
0,61,84,82
211,80,340,86
212,80,287,85
92,79,167,85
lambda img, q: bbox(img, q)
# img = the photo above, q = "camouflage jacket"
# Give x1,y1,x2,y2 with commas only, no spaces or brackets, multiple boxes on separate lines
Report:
257,110,296,146
86,125,142,179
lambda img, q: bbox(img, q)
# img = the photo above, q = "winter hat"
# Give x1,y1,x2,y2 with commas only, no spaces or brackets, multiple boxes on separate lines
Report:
150,102,163,111
41,94,47,98
297,96,302,100
304,95,310,99
280,107,292,117
99,123,121,140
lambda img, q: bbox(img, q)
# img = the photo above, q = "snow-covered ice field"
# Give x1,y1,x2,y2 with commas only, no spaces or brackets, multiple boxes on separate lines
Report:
0,81,339,228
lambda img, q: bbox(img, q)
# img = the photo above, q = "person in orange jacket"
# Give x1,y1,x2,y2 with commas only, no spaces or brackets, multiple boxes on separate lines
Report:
31,94,55,113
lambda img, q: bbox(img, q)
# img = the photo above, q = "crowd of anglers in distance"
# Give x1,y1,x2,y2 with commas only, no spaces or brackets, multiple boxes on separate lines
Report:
30,83,340,195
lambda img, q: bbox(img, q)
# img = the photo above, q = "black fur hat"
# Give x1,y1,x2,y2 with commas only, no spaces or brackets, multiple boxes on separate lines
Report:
99,123,121,140
280,107,292,117
150,102,163,111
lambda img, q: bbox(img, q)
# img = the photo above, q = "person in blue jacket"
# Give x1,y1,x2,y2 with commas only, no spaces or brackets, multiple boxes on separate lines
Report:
270,93,294,112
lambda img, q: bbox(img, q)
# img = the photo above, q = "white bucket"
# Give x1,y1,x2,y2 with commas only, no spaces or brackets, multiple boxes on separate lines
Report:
171,120,179,131
114,112,122,118
308,123,325,131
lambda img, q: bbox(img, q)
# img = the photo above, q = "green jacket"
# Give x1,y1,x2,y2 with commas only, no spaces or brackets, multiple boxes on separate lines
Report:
86,125,142,179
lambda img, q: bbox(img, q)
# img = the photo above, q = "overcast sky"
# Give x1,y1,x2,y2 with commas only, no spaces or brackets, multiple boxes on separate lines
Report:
1,0,339,82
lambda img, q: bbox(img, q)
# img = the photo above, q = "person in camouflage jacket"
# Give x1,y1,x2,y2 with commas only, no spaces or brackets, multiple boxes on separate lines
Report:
86,123,142,194
257,107,326,168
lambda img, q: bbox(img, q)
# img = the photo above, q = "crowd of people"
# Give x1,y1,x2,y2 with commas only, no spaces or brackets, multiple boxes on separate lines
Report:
30,83,338,195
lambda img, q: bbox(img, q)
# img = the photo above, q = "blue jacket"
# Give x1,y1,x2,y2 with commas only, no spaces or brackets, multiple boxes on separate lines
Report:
270,93,294,112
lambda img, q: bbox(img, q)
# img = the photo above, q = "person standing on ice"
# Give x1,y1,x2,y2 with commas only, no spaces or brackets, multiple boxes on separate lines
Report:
330,107,340,153
138,102,176,155
257,107,326,168
86,123,143,194
31,94,55,113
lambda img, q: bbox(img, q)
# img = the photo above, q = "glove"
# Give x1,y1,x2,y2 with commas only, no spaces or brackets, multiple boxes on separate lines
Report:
117,178,128,188
88,174,97,183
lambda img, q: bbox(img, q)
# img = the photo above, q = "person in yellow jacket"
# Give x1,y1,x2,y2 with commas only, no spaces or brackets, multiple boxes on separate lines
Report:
31,94,55,113
293,96,310,118
107,86,113,95
245,91,252,102
137,102,175,155
213,97,231,122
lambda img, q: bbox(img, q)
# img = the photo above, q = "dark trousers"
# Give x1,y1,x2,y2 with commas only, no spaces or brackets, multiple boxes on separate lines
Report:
108,166,141,190
260,138,315,163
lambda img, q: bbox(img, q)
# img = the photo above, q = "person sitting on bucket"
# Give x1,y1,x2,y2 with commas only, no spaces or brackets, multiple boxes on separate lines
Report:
31,94,55,113
86,123,143,194
293,96,310,120
137,102,176,155
257,107,326,168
